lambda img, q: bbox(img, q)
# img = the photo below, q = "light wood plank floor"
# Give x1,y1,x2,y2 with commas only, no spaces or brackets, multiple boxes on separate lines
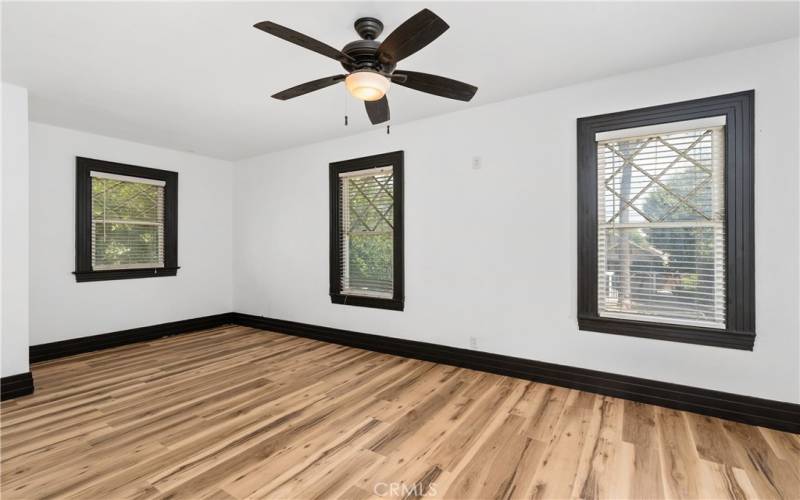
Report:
2,325,798,499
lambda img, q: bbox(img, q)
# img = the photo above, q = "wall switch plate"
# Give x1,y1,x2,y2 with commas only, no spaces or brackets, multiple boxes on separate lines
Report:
471,156,481,169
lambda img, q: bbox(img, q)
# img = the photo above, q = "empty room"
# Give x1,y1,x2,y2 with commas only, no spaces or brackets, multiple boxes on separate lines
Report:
1,1,799,499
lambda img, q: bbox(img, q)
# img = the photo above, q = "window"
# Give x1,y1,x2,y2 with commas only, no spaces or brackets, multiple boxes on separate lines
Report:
330,151,404,310
577,91,755,350
75,157,178,282
597,120,726,328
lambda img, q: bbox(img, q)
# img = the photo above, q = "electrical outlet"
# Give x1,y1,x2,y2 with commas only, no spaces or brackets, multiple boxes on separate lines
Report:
471,156,482,170
469,336,478,349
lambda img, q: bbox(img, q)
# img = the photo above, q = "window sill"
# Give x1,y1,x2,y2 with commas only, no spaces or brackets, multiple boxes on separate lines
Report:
74,267,179,282
578,315,755,350
330,293,404,311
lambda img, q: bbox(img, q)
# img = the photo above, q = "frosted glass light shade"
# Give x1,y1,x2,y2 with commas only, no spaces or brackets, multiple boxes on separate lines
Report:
345,71,390,101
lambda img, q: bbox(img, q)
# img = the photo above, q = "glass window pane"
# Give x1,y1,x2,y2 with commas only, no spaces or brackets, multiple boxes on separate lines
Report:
340,168,394,297
91,176,165,270
597,126,726,328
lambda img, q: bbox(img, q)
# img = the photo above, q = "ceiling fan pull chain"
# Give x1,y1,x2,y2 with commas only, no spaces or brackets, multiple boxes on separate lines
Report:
343,87,349,126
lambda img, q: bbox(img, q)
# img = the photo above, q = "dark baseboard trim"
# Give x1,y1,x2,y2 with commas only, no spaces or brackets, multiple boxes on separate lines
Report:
21,311,799,433
29,313,235,363
232,313,800,434
1,372,34,401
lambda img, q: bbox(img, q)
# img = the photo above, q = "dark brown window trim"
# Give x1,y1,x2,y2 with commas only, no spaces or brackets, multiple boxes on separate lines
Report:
75,157,179,282
577,91,755,350
329,151,404,311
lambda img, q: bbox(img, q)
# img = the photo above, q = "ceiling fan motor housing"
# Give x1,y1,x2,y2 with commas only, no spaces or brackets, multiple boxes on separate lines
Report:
341,18,395,74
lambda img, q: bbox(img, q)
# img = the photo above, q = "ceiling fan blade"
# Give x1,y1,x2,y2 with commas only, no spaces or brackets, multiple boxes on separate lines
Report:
377,9,448,65
365,96,390,124
391,71,477,102
271,75,346,100
254,21,354,63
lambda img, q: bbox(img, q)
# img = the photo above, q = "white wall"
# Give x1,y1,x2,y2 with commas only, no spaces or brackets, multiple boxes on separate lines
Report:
233,38,800,403
28,123,234,344
1,83,31,376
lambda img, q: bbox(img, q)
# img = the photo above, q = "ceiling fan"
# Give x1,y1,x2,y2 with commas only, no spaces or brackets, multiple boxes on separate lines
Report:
254,9,478,125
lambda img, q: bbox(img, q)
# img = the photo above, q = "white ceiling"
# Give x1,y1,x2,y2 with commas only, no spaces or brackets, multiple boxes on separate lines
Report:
3,2,798,160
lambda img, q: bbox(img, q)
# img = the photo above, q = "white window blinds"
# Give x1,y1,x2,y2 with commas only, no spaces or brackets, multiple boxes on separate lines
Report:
339,166,394,298
90,171,165,270
596,118,726,328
